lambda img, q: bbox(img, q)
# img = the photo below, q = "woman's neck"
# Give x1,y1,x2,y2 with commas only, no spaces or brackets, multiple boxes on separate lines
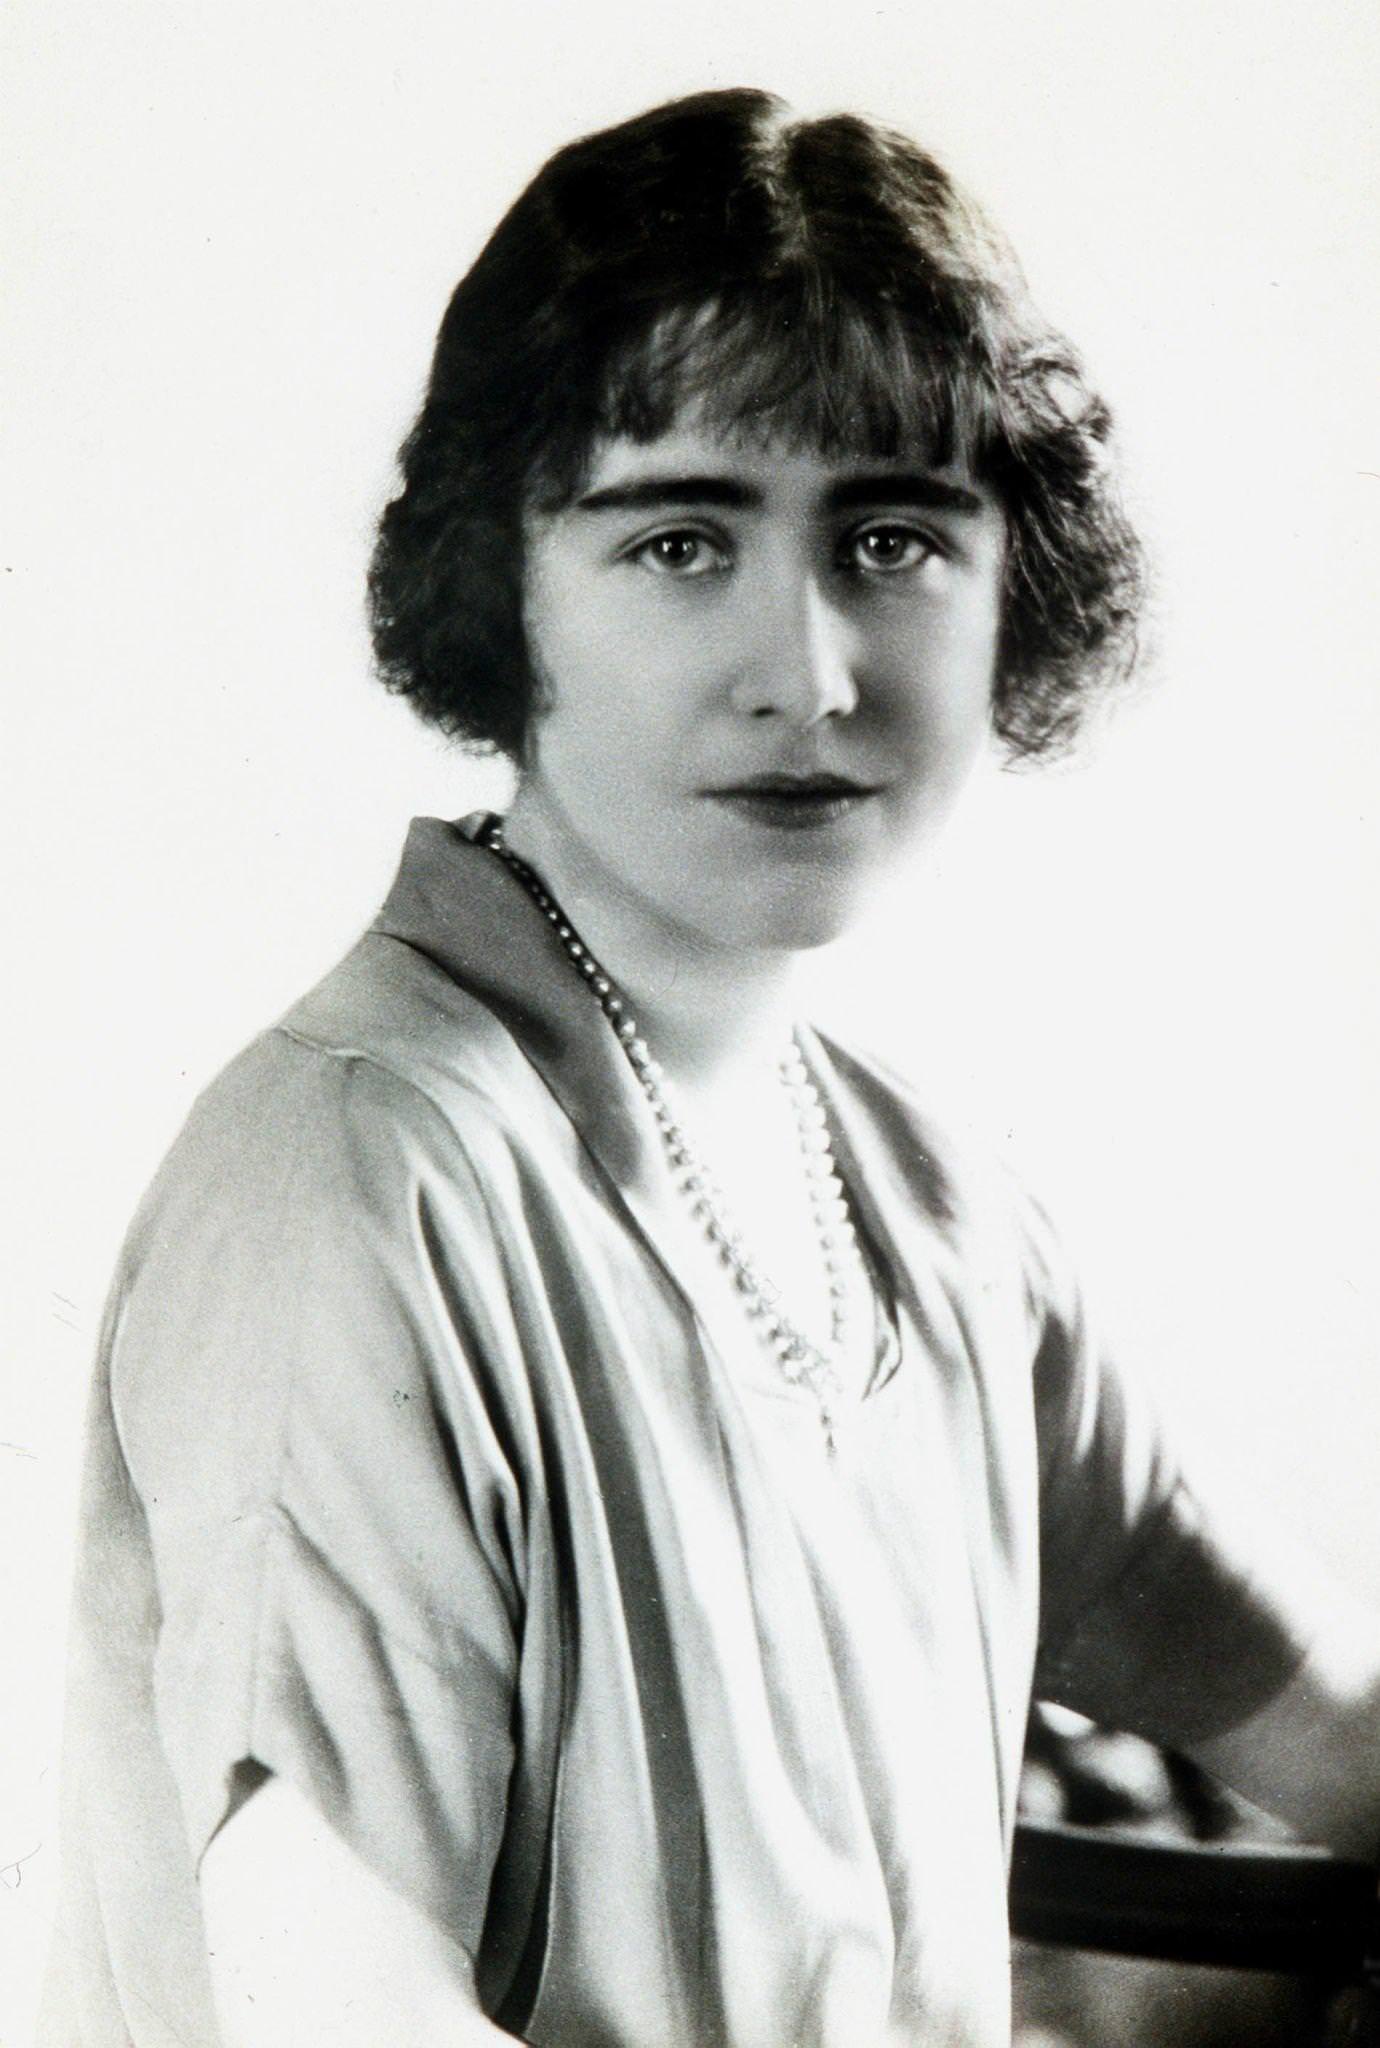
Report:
497,800,802,1094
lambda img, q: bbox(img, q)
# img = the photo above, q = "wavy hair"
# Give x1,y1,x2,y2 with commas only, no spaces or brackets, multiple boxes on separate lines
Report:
369,89,1145,760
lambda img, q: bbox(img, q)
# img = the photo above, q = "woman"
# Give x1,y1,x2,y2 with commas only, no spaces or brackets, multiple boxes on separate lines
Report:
46,88,1380,2048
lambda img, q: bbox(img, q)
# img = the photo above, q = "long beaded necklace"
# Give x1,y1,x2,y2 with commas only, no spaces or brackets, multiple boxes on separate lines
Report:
480,818,867,1450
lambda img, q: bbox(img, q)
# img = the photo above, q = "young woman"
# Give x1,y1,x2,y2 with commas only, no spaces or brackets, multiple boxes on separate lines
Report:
46,88,1380,2048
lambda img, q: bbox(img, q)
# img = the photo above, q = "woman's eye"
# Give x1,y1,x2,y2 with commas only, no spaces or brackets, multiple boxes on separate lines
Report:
845,524,938,575
629,530,726,577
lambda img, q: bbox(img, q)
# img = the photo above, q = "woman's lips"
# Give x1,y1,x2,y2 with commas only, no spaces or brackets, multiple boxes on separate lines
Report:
702,778,884,829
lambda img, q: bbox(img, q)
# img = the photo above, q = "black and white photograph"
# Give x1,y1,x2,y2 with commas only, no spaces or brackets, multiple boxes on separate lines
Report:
5,3,1379,2043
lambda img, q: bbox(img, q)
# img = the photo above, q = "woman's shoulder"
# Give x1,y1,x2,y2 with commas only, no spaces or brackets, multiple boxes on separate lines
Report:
139,930,545,1228
105,933,564,1444
276,924,548,1126
105,939,554,1508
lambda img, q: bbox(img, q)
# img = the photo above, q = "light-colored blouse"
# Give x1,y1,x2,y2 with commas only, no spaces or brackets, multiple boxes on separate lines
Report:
44,817,1307,2047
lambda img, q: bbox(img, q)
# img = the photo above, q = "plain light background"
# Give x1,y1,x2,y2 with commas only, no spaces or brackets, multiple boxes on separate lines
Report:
4,0,1377,2035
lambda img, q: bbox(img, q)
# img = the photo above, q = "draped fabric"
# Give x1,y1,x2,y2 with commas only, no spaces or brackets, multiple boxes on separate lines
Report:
43,817,1306,2047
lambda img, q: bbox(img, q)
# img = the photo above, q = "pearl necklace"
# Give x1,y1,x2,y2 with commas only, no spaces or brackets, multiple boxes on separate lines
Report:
481,820,865,1449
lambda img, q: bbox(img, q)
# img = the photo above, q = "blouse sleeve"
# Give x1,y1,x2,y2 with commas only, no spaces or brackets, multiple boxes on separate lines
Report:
1021,1191,1312,1749
109,1032,534,1952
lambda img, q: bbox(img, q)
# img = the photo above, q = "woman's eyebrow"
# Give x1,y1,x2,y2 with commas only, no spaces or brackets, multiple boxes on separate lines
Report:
571,472,986,517
573,476,763,513
826,473,986,515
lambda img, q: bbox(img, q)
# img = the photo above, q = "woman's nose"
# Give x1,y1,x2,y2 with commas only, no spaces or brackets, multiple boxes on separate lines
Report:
729,577,860,725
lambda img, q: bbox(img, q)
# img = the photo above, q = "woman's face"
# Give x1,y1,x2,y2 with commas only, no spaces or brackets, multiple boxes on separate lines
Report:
516,415,1007,957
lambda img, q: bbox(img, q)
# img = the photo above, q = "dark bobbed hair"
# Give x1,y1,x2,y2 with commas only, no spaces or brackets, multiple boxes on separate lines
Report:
369,89,1145,761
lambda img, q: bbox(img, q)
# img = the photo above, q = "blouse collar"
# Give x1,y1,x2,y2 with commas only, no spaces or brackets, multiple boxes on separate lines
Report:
371,813,654,1182
367,814,920,1397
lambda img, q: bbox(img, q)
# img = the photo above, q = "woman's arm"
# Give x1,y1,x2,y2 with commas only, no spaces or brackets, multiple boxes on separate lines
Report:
1183,1560,1380,1859
200,1776,522,2046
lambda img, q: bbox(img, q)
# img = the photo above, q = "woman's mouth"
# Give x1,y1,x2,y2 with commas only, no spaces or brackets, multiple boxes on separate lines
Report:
702,775,884,830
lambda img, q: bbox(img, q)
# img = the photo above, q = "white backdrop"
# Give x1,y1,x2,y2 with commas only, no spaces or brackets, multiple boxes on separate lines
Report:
5,0,1378,2034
